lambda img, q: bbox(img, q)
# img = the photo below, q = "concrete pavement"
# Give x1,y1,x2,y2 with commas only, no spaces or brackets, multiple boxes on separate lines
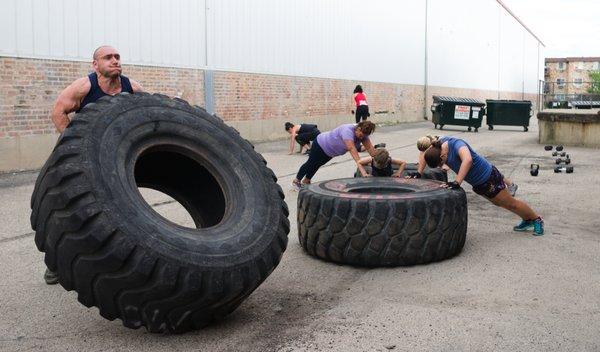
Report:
1,118,599,351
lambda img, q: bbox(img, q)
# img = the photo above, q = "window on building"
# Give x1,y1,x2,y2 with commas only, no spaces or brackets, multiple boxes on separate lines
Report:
558,62,566,70
576,62,584,71
557,78,565,89
594,62,600,71
574,78,583,87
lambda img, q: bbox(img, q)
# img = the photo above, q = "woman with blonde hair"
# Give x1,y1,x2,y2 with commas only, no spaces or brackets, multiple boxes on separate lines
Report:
411,135,518,196
423,137,543,235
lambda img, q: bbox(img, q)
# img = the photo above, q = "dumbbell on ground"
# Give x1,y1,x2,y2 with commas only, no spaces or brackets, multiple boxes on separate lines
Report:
555,156,571,165
530,164,539,176
556,145,564,151
554,166,574,173
552,151,566,157
544,145,553,151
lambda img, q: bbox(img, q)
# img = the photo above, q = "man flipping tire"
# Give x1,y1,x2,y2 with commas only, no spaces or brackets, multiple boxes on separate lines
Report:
43,45,143,284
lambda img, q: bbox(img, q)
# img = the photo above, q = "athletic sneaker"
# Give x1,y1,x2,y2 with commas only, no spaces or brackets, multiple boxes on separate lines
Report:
533,217,544,236
513,219,534,232
513,217,544,236
44,268,59,285
507,183,518,197
290,180,302,192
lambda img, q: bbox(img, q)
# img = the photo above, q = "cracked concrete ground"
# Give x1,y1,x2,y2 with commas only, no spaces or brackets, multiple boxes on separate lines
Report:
1,118,599,351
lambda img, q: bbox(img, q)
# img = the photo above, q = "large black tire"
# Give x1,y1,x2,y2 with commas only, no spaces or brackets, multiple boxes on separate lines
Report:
30,93,289,333
298,178,467,267
354,163,447,182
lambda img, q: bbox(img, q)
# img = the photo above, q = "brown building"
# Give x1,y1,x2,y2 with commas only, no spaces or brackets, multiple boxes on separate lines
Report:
545,57,600,96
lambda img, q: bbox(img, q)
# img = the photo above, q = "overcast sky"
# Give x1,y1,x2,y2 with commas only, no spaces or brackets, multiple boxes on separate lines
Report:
501,0,600,58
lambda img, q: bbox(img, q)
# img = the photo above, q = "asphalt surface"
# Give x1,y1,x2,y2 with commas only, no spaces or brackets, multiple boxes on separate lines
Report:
1,118,599,351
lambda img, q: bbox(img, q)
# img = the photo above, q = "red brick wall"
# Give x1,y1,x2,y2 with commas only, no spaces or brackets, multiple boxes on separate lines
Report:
213,71,416,122
0,57,204,139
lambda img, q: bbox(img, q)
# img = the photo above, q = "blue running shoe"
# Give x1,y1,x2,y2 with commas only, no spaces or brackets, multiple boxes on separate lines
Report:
533,217,544,236
513,219,534,232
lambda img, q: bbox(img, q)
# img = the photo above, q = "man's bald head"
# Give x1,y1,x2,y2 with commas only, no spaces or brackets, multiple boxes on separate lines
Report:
93,46,118,60
92,46,122,78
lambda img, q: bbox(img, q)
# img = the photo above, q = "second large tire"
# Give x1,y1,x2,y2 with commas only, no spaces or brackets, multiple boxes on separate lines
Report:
298,178,467,267
30,93,289,333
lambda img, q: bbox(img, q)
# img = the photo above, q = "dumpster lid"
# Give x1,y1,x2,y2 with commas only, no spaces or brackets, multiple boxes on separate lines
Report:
486,99,532,104
432,96,485,105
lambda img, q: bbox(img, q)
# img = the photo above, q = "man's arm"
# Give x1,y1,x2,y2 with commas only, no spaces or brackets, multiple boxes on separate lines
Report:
51,77,91,133
130,79,144,92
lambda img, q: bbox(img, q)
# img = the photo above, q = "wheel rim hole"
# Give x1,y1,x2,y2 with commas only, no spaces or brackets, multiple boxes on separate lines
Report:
347,186,415,195
134,147,226,229
137,188,197,228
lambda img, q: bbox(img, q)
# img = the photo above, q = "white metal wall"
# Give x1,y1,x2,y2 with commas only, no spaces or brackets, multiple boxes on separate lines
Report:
0,0,207,68
0,0,542,92
207,0,426,84
427,0,501,91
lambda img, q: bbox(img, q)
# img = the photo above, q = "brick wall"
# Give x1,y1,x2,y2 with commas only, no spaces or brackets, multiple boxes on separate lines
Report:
1,56,538,172
0,57,204,139
213,71,422,122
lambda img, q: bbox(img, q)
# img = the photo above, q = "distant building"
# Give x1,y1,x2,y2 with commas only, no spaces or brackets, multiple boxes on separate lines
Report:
545,57,600,95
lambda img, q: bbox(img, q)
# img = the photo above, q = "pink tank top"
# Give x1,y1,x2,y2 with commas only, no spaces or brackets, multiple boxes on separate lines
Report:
354,93,367,107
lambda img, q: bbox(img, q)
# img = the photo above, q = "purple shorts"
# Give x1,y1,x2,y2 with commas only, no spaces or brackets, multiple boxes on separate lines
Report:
472,165,506,199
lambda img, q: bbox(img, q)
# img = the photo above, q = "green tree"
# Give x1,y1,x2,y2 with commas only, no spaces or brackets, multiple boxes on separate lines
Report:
588,71,600,94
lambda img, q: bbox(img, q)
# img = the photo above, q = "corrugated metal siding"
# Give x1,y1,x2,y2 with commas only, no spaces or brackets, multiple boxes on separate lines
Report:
427,0,501,90
207,0,426,84
0,0,541,90
498,8,525,93
0,0,207,67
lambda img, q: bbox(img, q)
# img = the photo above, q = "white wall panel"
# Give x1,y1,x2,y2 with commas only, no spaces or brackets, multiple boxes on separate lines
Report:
1,0,206,68
499,9,524,93
0,0,17,54
207,0,426,85
523,33,540,93
0,0,542,93
427,0,500,90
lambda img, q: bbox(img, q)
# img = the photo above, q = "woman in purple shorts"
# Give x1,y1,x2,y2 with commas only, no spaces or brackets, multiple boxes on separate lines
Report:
423,137,544,236
292,121,377,190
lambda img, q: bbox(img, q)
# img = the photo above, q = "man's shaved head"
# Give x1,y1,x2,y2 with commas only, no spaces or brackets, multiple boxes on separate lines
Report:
93,46,117,60
92,46,122,78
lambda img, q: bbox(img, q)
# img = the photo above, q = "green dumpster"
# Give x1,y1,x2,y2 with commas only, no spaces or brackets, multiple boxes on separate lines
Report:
431,96,485,132
485,100,532,132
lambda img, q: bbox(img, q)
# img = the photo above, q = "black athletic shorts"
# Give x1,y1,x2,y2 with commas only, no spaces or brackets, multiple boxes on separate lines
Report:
472,165,506,199
355,105,370,123
295,124,320,146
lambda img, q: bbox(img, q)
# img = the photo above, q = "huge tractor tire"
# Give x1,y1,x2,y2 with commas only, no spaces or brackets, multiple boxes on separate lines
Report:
298,178,467,267
30,93,289,333
353,162,447,182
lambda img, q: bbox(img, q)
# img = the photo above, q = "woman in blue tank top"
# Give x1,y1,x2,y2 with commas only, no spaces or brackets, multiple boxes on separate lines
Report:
423,137,544,236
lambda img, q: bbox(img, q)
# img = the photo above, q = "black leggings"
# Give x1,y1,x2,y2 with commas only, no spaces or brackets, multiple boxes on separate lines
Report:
355,105,370,123
295,139,332,181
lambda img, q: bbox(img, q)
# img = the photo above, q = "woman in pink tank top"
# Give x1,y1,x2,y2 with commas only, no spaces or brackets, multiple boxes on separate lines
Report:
352,85,370,123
